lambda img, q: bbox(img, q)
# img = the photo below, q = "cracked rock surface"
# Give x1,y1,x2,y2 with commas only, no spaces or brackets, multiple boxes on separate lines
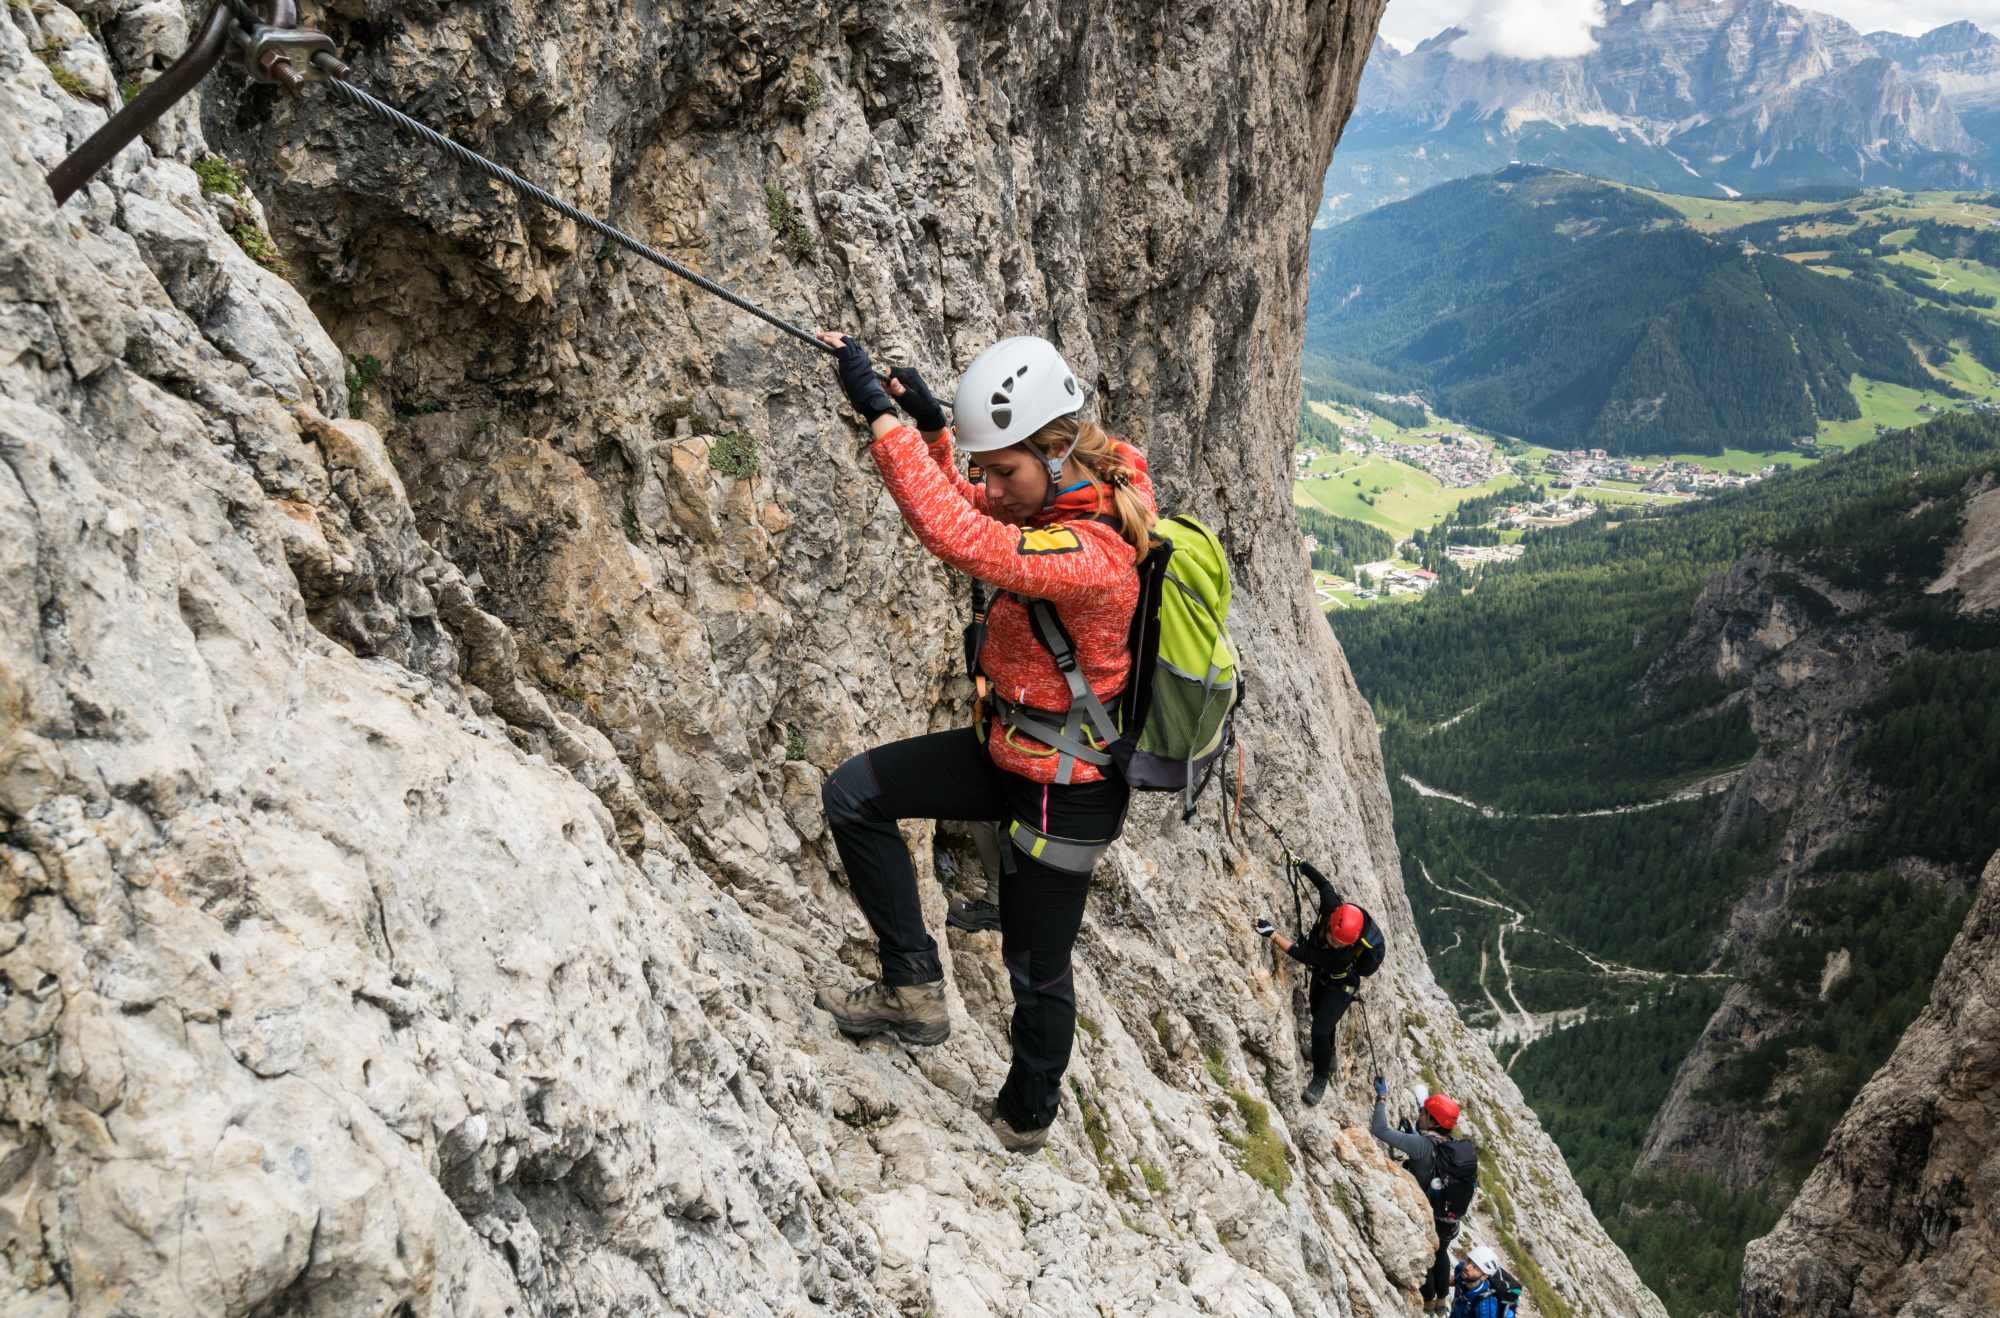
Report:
1740,851,2000,1318
3,0,1661,1313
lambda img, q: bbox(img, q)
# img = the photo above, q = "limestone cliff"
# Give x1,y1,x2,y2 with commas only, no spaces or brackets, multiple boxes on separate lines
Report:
1,1,1662,1314
1739,850,2000,1318
1637,469,1999,1197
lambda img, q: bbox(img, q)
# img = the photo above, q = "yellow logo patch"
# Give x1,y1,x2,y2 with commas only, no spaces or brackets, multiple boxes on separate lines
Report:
1017,526,1082,556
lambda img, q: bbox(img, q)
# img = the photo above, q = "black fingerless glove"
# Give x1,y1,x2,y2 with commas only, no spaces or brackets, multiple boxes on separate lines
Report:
834,337,896,421
889,365,949,433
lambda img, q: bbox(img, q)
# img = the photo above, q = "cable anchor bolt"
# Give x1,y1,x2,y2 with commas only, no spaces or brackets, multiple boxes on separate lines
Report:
233,24,343,90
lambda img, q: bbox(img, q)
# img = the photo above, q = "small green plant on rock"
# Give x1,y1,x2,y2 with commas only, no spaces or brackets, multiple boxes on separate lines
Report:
1202,1045,1227,1087
230,222,287,274
1223,1087,1290,1201
35,44,89,100
344,353,383,411
1070,1079,1132,1200
764,182,815,262
193,154,246,198
47,62,89,98
800,68,823,112
1138,1159,1168,1196
708,431,759,479
785,729,806,761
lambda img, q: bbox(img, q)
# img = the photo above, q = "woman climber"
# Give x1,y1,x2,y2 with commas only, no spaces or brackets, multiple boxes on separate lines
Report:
810,331,1157,1155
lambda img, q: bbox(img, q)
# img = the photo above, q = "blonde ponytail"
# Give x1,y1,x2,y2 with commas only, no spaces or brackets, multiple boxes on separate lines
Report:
1025,417,1158,558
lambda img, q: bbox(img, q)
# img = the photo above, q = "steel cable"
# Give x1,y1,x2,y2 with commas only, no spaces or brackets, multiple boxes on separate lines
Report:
315,62,834,355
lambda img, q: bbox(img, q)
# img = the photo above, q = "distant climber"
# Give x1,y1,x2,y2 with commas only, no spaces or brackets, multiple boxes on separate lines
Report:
1371,1075,1479,1316
1253,859,1383,1105
810,330,1157,1156
1449,1244,1520,1318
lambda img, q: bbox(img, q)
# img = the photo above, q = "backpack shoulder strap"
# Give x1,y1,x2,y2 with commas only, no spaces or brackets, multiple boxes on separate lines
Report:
1008,600,1121,785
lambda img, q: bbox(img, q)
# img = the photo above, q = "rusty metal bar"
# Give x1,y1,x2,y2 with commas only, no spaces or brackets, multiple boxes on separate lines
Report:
44,0,299,206
45,1,235,205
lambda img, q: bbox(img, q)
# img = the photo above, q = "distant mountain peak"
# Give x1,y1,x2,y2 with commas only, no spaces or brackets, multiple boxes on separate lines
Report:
1329,0,1997,224
1414,25,1468,55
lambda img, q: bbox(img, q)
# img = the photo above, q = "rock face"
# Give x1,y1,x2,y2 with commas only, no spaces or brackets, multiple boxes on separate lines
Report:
1635,552,1913,1187
1738,851,2000,1318
1872,21,2000,108
1635,470,2000,1195
1322,0,1998,223
2,1,1663,1315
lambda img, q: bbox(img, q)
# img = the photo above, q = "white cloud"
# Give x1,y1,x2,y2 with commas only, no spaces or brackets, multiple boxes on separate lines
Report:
1377,0,1996,58
1449,0,1607,59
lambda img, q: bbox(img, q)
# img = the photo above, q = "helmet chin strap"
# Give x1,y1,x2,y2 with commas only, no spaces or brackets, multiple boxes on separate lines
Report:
1038,434,1083,509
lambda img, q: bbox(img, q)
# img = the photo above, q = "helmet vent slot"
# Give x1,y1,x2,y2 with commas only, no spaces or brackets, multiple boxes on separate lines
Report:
991,407,1012,430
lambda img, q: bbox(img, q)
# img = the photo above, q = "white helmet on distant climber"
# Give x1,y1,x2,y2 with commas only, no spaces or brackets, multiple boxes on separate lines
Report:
951,336,1085,460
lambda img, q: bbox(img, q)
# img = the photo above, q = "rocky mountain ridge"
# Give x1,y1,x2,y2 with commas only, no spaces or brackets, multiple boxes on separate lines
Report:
1739,849,2000,1318
0,1,1664,1314
1635,472,2000,1194
1322,0,2000,222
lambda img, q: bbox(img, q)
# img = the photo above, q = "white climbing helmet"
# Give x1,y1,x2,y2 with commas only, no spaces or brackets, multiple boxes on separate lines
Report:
1467,1245,1503,1277
951,336,1084,458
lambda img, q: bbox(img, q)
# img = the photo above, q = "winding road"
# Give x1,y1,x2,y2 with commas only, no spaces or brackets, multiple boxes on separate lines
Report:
1415,858,1724,1069
1399,767,1744,821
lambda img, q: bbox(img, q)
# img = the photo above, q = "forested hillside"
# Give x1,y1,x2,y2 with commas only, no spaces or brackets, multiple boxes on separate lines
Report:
1306,168,2000,455
1334,413,2000,1315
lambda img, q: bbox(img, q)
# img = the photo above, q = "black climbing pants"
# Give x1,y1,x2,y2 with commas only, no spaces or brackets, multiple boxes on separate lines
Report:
1307,975,1356,1082
822,728,1127,1132
1423,1222,1459,1304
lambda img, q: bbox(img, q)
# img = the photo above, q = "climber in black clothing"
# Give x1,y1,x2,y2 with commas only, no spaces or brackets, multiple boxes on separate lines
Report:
1253,859,1385,1106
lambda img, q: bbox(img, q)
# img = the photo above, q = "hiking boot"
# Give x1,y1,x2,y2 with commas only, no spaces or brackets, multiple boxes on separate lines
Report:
983,1100,1052,1155
1301,1074,1329,1107
814,978,950,1046
947,898,1002,933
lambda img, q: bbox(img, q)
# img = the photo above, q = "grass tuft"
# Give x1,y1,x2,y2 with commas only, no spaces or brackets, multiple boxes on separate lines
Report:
1070,1079,1132,1200
1221,1088,1290,1199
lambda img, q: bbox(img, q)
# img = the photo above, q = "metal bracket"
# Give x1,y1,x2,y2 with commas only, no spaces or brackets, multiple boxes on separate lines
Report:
43,0,345,205
234,25,344,89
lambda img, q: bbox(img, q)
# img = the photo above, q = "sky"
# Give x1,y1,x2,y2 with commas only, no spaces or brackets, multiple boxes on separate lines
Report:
1377,0,1999,59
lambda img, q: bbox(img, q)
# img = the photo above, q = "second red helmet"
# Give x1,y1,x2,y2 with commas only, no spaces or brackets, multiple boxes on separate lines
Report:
1423,1093,1463,1131
1329,903,1365,946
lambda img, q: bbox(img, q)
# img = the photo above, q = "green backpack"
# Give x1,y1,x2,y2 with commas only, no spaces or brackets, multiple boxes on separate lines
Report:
995,514,1243,818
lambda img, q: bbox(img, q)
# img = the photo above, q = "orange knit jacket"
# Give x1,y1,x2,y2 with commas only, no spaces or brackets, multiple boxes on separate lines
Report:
870,423,1157,784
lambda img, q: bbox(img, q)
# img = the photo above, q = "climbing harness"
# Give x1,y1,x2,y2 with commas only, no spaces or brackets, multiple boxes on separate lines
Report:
45,2,835,356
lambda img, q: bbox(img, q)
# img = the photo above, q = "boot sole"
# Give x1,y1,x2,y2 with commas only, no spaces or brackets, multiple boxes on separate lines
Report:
833,1017,951,1047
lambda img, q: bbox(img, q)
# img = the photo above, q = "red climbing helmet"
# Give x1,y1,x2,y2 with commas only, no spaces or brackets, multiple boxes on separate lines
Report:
1423,1093,1462,1131
1328,904,1365,946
